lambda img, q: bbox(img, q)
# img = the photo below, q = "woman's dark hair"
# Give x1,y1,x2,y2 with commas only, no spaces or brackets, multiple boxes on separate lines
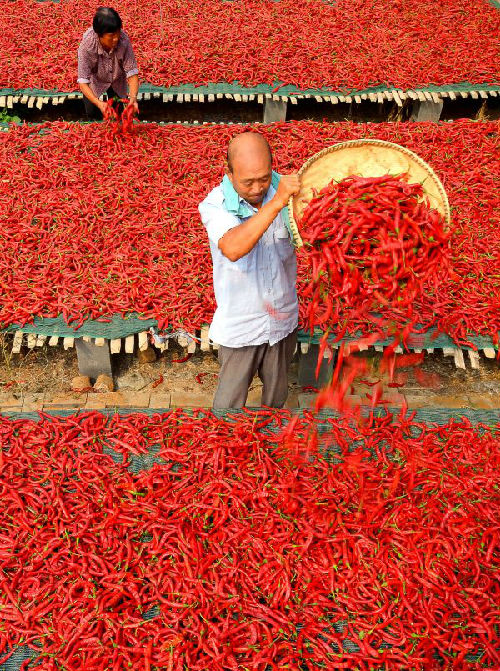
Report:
92,7,122,36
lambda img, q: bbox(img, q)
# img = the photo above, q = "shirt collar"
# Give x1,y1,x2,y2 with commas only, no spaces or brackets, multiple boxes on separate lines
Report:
222,171,281,218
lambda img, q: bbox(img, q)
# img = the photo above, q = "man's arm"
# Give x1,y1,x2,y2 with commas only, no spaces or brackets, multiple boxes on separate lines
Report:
218,175,300,262
127,74,140,114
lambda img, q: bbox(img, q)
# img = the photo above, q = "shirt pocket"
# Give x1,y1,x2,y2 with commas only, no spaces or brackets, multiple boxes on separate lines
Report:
273,226,295,262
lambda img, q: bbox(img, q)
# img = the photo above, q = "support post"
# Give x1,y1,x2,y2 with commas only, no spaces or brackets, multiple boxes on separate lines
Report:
297,344,335,388
410,100,443,122
263,99,287,123
75,338,112,379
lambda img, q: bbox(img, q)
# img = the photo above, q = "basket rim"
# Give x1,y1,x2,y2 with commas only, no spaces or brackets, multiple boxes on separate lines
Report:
287,138,451,247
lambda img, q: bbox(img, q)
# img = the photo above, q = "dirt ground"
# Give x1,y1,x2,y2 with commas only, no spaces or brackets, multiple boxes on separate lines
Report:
0,333,498,404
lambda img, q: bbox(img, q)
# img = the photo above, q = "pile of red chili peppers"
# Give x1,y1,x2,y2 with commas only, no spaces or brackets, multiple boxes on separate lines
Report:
0,409,499,669
299,174,450,335
1,0,499,91
1,120,499,346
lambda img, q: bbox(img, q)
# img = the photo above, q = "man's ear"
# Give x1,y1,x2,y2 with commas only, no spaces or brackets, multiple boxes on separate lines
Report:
225,166,234,185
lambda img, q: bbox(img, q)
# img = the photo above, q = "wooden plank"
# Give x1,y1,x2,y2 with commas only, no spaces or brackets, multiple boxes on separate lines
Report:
28,97,35,108
417,91,426,101
200,326,210,352
392,90,402,106
82,336,92,343
413,348,422,353
368,92,377,102
469,90,479,99
289,96,297,104
460,91,469,99
20,95,28,104
426,348,434,354
125,335,135,354
394,345,403,354
63,337,74,350
468,350,480,369
162,94,169,102
483,347,496,359
48,336,59,347
36,97,44,109
374,345,384,352
300,342,309,354
36,335,47,347
257,94,264,104
442,347,455,357
94,338,105,347
153,91,161,98
27,334,37,349
110,338,121,354
354,95,362,104
12,331,23,354
344,95,353,103
430,92,441,104
138,331,149,351
478,90,488,99
376,92,384,104
187,339,196,354
199,94,205,102
489,90,497,97
453,349,466,370
0,96,6,107
357,343,368,351
448,91,456,100
208,94,215,102
330,96,338,104
6,96,13,109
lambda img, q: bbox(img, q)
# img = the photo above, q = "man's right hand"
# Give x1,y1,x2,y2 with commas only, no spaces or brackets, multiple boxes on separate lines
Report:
274,174,301,209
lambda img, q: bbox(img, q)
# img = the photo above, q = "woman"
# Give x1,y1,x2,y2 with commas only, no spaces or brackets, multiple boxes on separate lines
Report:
77,7,139,119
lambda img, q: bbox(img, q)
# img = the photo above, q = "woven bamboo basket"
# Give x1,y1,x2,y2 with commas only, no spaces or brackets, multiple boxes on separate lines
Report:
287,139,451,247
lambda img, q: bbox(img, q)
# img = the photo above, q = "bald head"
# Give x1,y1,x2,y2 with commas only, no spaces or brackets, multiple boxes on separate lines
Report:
227,132,272,173
226,133,273,207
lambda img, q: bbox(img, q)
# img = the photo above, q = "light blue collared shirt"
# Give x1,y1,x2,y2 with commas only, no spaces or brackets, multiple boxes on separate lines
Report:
198,179,298,348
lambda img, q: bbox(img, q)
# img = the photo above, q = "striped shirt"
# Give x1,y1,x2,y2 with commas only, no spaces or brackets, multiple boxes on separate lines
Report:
77,28,139,99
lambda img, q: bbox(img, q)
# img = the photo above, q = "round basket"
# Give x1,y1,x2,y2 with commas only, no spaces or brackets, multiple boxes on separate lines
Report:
287,139,451,247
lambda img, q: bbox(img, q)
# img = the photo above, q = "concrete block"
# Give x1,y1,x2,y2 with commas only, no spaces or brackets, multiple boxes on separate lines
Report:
170,391,213,408
263,99,287,123
298,344,334,387
149,392,172,409
75,338,112,378
0,394,24,411
21,393,45,412
410,100,443,122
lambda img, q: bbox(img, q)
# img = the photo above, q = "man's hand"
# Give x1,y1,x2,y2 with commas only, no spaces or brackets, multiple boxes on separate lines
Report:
274,174,301,209
97,100,108,117
128,98,139,115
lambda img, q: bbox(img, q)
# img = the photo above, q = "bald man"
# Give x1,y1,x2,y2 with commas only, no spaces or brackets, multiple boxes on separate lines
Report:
199,132,301,408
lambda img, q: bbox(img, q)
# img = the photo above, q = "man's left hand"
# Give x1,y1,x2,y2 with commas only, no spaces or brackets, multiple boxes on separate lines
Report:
128,98,139,115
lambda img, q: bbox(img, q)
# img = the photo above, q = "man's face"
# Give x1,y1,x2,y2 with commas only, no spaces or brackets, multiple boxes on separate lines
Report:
99,30,121,52
228,153,272,208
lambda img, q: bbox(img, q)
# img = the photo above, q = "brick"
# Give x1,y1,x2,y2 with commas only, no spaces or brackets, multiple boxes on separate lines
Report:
383,392,406,406
84,394,107,410
95,391,151,408
0,393,23,411
170,391,212,408
285,392,300,409
468,393,500,410
430,394,471,409
44,393,87,409
404,394,432,409
22,393,45,412
149,392,171,409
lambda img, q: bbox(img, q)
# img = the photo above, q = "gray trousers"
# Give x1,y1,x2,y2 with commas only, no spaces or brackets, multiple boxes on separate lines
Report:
213,329,297,409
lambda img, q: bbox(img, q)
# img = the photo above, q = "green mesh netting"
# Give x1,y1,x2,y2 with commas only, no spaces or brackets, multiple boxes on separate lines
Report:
1,80,499,101
2,313,498,351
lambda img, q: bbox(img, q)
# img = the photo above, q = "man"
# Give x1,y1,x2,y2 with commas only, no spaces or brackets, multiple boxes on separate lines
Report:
77,7,139,119
199,132,301,408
